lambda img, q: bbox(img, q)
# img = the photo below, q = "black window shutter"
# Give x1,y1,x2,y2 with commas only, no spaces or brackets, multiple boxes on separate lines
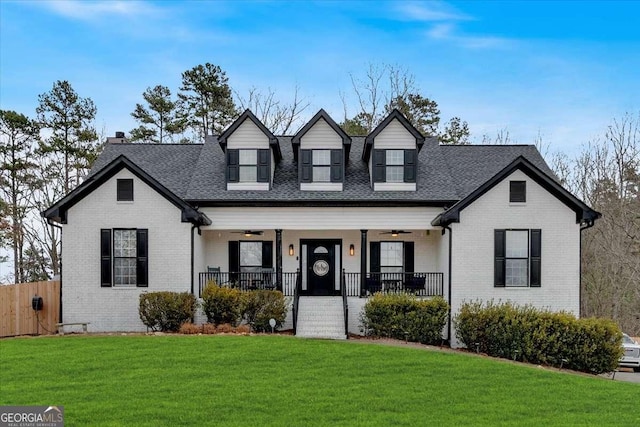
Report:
257,149,270,183
403,149,417,183
510,181,526,202
229,240,239,271
372,149,386,183
300,149,312,183
330,149,343,182
100,229,112,287
530,229,541,287
369,242,380,273
117,179,134,201
262,241,273,268
403,242,414,273
494,230,506,287
227,150,239,183
136,229,148,287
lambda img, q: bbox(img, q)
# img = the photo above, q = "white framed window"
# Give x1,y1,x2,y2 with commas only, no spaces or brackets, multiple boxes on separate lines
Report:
505,230,528,287
386,150,404,183
239,150,258,182
312,150,331,182
113,229,137,286
380,241,403,274
240,241,262,273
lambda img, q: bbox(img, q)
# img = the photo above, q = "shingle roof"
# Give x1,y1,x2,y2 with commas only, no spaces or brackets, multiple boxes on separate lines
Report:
90,138,555,206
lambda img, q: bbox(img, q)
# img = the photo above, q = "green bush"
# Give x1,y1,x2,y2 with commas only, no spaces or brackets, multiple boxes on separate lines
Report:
139,292,197,332
361,293,449,345
243,290,288,332
201,283,245,326
454,300,623,374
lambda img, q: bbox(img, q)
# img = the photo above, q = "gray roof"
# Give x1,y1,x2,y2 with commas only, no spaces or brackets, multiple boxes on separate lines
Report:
91,138,555,205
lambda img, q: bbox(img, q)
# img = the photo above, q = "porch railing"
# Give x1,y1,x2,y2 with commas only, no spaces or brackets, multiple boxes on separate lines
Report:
344,272,444,297
199,271,443,298
198,271,298,297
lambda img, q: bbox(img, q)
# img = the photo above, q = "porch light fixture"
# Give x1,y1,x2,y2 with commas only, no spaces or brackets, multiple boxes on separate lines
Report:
289,244,294,256
349,244,355,256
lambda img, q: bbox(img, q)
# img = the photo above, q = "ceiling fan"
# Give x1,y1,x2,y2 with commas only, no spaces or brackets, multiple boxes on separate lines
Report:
231,230,264,237
380,230,412,237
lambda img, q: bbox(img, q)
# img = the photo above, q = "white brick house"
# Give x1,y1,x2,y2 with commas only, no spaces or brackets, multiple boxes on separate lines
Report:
44,109,600,344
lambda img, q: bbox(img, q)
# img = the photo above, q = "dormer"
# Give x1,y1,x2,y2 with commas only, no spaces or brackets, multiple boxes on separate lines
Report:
362,109,425,191
218,109,282,191
292,109,351,191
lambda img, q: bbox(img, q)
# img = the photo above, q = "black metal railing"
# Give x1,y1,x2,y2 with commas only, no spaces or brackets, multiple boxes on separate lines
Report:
198,271,298,297
293,269,301,334
344,272,444,297
341,269,348,339
199,270,443,298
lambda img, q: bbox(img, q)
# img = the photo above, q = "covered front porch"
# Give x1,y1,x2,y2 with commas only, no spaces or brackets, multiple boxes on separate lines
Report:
196,227,448,299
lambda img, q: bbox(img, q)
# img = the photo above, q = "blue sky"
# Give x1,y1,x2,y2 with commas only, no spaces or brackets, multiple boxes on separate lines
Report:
1,0,639,156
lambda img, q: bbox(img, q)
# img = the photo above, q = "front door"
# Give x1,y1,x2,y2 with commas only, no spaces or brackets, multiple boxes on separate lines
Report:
303,240,340,296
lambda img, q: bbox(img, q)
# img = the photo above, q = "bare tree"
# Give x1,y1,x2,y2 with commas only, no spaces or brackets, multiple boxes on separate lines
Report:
235,85,310,135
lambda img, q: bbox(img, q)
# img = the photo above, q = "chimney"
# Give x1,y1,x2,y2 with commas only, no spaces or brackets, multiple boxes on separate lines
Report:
107,131,128,144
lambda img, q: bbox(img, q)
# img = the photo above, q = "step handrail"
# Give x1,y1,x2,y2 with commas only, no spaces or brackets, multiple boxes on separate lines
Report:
341,268,348,339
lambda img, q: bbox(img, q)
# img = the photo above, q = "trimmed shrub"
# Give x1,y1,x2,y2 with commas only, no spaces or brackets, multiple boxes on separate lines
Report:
202,323,217,334
360,293,449,345
139,292,197,332
235,324,251,334
454,300,623,374
179,323,201,335
201,283,245,326
216,323,234,333
243,290,288,332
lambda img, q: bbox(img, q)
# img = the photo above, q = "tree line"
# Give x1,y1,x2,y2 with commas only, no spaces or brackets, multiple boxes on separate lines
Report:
0,62,637,334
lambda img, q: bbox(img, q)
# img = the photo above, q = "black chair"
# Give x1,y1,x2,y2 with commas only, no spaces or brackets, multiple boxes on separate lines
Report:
364,277,382,295
404,276,426,294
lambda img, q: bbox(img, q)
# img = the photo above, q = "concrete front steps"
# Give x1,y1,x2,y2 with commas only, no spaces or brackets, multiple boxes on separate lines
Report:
296,296,347,340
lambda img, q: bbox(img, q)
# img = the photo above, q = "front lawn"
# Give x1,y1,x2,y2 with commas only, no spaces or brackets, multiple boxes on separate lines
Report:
1,335,637,426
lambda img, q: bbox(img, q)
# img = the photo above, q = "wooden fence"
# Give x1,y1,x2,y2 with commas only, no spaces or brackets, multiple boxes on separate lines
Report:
0,281,60,337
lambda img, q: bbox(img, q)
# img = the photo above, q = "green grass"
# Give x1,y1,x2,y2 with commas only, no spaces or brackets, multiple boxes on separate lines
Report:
1,335,638,426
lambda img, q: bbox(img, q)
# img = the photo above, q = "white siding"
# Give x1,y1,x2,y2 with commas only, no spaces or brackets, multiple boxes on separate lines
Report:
299,118,343,149
449,169,580,347
300,183,343,191
374,183,417,192
201,206,443,230
227,119,269,149
227,182,270,191
62,169,192,332
373,118,415,149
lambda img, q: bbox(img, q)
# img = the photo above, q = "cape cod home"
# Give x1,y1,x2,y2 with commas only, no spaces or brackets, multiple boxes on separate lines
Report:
43,108,600,344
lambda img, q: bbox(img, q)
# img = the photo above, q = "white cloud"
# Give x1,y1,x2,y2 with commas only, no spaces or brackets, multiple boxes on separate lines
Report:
396,1,471,22
426,23,514,49
39,0,160,21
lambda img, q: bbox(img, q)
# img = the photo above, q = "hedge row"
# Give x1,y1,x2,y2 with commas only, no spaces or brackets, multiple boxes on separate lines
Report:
360,293,449,345
201,283,288,332
454,300,623,374
138,285,288,333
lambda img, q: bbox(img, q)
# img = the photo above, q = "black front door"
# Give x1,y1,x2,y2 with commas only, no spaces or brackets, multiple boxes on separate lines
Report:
304,240,340,296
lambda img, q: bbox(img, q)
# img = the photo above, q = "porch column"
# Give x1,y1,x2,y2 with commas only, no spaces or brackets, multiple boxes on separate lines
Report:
360,229,367,297
275,229,283,291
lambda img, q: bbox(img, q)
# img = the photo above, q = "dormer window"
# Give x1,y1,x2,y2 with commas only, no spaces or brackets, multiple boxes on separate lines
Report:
372,149,416,184
313,150,331,182
300,149,343,184
227,149,270,184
